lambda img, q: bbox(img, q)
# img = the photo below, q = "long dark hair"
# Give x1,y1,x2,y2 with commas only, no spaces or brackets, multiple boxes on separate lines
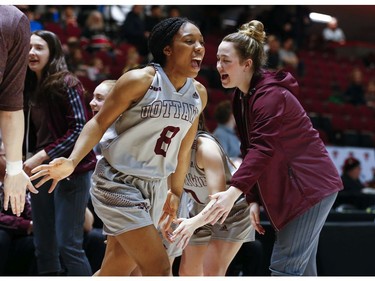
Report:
25,30,79,102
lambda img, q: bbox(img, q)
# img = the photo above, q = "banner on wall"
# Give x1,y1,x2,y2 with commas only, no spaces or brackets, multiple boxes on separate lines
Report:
326,146,375,184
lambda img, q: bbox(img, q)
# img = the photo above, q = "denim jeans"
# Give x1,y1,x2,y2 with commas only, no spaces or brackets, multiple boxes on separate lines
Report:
30,171,93,276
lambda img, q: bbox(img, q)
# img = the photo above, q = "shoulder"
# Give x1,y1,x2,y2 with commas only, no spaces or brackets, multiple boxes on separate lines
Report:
196,134,225,170
116,65,155,91
197,134,222,157
108,65,156,104
63,71,82,88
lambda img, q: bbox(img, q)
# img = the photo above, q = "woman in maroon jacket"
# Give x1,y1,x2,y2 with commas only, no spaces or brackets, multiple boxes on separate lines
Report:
206,20,343,276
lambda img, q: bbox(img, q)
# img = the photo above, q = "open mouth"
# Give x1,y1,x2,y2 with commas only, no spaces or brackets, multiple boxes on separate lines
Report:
192,59,202,68
221,74,229,80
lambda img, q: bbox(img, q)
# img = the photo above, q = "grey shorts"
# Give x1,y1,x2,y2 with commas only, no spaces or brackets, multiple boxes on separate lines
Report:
90,157,168,236
188,196,255,245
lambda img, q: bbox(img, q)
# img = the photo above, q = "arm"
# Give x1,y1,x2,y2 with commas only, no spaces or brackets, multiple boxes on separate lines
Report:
0,14,35,216
0,111,37,216
31,68,154,192
206,88,287,225
170,137,229,248
159,82,208,234
24,84,88,175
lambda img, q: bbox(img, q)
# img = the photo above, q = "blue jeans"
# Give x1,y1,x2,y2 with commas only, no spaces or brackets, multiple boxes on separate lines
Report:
270,192,338,276
30,171,93,276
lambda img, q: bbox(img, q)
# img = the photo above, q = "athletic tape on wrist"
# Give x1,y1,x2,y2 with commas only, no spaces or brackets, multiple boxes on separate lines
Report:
6,160,23,176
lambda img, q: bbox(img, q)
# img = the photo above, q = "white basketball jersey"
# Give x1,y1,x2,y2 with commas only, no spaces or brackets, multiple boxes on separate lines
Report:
183,131,236,205
102,63,202,179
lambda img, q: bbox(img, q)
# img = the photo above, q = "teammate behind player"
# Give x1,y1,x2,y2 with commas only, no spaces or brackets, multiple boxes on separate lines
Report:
169,115,254,275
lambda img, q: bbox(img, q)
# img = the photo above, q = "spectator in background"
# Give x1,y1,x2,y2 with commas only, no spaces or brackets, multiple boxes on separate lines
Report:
120,5,148,57
322,17,345,45
144,5,164,38
86,57,110,82
19,6,44,32
61,6,78,28
65,40,89,77
279,37,299,71
167,6,181,18
40,5,60,24
122,46,141,73
365,78,375,109
335,157,368,210
213,100,241,159
81,10,113,53
341,157,365,194
343,67,366,106
265,35,282,71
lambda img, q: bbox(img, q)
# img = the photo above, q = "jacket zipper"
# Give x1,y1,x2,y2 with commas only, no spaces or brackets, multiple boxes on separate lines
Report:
242,94,250,148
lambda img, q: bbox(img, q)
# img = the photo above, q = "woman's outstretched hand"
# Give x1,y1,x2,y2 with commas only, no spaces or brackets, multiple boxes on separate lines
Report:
206,186,243,225
30,157,75,193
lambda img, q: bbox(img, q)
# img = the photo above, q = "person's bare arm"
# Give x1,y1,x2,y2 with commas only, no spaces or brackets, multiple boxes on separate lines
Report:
159,81,208,235
31,67,154,192
0,110,37,216
170,137,227,248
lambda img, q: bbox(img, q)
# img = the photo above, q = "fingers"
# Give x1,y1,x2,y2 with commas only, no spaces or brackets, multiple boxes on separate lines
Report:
163,216,174,232
30,164,51,174
158,212,168,226
48,180,59,193
11,194,23,217
3,194,9,211
206,205,226,224
219,210,230,224
30,169,51,181
26,180,39,194
256,224,266,235
33,176,53,188
177,236,188,249
208,193,219,200
250,211,265,235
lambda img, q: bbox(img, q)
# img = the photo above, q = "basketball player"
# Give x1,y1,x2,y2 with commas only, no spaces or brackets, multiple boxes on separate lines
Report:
89,80,117,156
169,116,255,275
31,17,207,276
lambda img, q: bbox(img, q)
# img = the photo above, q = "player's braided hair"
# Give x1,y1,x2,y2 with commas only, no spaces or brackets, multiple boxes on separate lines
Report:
148,17,193,67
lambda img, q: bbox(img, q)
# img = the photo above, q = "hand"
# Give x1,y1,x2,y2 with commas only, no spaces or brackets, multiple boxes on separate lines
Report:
249,202,265,235
3,171,37,216
30,157,74,193
206,186,242,225
170,217,197,249
23,150,48,176
158,190,180,240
